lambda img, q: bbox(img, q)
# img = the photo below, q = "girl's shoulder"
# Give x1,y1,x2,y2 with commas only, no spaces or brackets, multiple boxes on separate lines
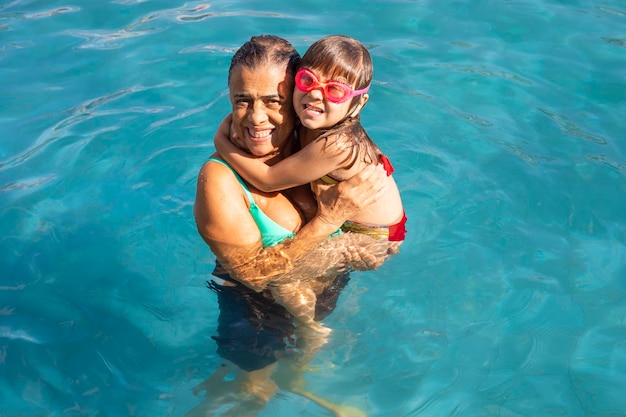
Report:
318,123,380,164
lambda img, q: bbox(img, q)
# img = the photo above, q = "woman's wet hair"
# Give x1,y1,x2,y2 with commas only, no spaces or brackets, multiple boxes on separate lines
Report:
228,35,301,84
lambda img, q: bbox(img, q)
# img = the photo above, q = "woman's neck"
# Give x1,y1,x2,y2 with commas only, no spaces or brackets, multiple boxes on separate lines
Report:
263,132,296,166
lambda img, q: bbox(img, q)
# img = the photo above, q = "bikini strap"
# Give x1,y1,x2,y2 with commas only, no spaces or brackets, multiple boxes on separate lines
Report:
207,157,256,207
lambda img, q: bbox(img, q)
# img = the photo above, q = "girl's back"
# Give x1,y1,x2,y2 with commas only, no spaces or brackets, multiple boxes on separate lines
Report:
303,122,404,227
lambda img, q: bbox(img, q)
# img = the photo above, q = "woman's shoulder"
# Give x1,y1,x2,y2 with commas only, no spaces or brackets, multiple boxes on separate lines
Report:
198,155,242,189
200,155,272,200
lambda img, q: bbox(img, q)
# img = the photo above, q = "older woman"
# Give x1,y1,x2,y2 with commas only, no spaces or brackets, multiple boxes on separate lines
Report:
192,35,384,415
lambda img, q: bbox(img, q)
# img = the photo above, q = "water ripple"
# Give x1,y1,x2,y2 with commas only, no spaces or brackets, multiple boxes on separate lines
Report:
595,6,626,17
112,0,150,4
65,26,158,50
437,62,534,86
62,3,293,50
0,326,41,344
601,37,626,47
586,155,626,174
158,4,291,23
493,69,532,86
0,83,174,172
0,174,57,194
494,140,538,165
176,10,288,23
63,10,165,49
0,6,79,30
146,88,228,133
537,108,607,145
454,112,493,127
23,6,78,19
179,44,239,55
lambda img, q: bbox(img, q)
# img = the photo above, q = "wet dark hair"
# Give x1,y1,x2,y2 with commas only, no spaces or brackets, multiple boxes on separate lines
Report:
228,35,301,84
301,35,379,165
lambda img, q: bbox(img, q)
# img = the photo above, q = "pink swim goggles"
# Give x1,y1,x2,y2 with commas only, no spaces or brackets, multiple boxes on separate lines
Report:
295,68,370,104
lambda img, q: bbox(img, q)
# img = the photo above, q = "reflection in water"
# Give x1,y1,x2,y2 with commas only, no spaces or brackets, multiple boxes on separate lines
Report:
184,359,367,417
267,233,400,335
185,279,364,416
218,232,400,326
185,233,400,416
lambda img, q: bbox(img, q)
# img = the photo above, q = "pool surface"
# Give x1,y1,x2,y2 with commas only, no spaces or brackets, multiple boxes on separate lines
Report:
1,0,625,416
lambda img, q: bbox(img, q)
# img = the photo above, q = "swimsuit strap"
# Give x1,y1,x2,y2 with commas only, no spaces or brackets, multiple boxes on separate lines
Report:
207,157,257,207
341,212,407,242
319,175,340,184
207,157,295,247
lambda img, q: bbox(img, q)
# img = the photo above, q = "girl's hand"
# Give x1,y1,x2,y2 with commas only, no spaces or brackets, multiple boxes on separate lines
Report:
229,117,246,150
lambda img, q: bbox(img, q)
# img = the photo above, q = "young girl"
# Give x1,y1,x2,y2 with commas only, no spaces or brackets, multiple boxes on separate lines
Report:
215,35,407,334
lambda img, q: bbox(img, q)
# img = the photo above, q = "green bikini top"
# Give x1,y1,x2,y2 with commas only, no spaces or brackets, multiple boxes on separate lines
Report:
208,158,295,248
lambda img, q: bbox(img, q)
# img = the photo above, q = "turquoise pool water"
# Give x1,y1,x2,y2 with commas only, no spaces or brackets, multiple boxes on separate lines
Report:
1,0,625,416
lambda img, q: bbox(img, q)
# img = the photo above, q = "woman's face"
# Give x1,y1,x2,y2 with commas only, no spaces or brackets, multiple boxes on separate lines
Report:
228,63,296,157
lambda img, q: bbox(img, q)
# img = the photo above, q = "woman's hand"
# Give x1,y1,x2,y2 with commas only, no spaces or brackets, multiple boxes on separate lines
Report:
312,164,387,228
341,245,384,271
338,237,401,272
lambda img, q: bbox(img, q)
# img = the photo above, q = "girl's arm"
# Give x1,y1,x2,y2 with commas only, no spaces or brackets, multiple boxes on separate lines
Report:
213,115,232,147
214,127,348,192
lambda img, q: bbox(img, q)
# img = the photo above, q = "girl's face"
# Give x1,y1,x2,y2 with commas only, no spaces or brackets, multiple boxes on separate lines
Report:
293,67,366,132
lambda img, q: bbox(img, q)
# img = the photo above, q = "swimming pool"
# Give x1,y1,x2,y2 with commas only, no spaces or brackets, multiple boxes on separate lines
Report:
1,0,624,415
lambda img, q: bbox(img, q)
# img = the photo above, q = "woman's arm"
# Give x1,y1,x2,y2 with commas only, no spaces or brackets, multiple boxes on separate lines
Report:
214,126,348,192
194,160,387,291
